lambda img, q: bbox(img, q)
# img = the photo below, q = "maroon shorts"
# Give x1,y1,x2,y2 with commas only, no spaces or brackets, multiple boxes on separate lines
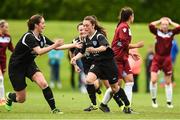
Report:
116,59,132,79
151,54,172,75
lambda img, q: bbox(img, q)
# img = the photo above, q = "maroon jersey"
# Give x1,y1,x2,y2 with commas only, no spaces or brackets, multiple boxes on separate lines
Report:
0,33,14,73
111,22,132,62
149,24,180,56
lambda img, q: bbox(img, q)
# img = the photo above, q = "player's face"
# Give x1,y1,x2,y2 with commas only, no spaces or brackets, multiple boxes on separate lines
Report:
78,25,87,38
160,19,169,32
83,20,95,36
129,14,134,23
1,22,8,34
36,18,45,33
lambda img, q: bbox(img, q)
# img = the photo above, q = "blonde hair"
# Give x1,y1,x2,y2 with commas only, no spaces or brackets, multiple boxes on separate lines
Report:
0,20,7,28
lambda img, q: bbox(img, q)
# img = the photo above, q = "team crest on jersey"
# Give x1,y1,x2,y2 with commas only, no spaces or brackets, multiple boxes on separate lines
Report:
40,41,44,47
117,41,122,47
123,28,127,33
92,41,98,46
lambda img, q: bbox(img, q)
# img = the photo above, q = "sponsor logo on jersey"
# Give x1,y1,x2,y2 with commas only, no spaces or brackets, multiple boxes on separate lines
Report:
90,64,95,70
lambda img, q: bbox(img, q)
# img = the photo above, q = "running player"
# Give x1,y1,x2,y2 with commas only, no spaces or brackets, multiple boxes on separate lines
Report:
5,14,81,113
71,15,132,113
0,20,14,106
149,17,180,108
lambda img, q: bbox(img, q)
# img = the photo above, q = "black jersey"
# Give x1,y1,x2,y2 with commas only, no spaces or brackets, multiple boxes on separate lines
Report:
9,31,53,66
80,30,114,61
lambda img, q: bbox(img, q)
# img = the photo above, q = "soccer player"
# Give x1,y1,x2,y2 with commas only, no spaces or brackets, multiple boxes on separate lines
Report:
149,17,180,108
5,14,81,113
69,22,104,103
0,20,14,106
110,7,144,107
71,15,132,113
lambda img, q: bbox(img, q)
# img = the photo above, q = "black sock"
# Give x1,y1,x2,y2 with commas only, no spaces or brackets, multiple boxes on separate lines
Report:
42,86,56,110
86,84,97,105
8,93,17,102
96,87,102,94
114,88,130,106
113,95,124,107
152,98,156,103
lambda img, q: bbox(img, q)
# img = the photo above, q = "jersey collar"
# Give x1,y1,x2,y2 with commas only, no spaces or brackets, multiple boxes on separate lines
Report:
88,30,97,40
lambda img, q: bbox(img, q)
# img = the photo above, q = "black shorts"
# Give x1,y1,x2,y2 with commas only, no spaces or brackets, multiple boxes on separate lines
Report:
82,57,93,74
89,59,118,84
8,61,40,91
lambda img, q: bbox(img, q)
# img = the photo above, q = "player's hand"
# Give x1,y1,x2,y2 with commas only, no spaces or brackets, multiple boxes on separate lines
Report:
74,42,82,49
71,57,77,65
54,39,64,48
86,47,97,53
74,65,81,73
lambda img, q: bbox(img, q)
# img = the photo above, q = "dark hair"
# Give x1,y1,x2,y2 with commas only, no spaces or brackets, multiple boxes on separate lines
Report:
117,7,134,26
77,22,83,30
27,14,43,30
84,15,107,37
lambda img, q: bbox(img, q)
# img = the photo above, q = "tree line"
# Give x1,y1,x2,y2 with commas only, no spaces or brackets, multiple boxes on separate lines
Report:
0,0,180,22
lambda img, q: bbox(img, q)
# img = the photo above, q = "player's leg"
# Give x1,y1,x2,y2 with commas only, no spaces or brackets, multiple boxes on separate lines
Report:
164,74,173,108
32,71,63,114
0,67,5,106
150,72,158,108
84,72,98,111
123,73,134,105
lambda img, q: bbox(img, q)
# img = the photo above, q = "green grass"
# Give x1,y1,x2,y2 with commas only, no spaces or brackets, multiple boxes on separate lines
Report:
1,20,180,119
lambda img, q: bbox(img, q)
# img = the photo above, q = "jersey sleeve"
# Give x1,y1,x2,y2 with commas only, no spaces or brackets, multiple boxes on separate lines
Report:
172,26,180,35
44,36,54,45
118,26,130,48
149,24,157,35
97,34,109,46
24,34,39,49
8,37,14,52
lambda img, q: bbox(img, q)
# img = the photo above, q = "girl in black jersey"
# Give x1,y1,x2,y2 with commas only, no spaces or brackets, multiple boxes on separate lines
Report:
71,16,132,113
5,14,81,114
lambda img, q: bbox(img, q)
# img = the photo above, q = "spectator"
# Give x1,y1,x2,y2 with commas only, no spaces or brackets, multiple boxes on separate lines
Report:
48,50,64,89
128,48,142,92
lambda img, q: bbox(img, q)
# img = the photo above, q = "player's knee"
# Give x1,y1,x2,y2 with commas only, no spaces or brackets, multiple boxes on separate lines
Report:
40,81,48,89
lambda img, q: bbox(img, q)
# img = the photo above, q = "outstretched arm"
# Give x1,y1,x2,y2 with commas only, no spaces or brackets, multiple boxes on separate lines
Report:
129,41,144,49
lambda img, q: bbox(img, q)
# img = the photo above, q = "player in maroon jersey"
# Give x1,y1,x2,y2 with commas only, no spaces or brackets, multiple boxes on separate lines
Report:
149,17,180,108
111,7,143,107
0,20,14,106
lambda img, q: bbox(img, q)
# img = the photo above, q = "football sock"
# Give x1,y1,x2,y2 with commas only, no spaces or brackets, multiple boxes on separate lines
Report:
150,81,157,99
0,76,5,99
86,84,96,105
124,82,134,103
165,83,172,102
42,86,56,110
102,87,113,105
114,88,130,106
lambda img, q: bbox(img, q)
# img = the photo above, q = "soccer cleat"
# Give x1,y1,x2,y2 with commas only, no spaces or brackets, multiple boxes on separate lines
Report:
96,92,103,103
84,103,98,111
51,108,63,114
152,99,158,108
0,98,6,106
99,103,110,113
123,106,132,114
5,92,13,111
167,102,174,108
